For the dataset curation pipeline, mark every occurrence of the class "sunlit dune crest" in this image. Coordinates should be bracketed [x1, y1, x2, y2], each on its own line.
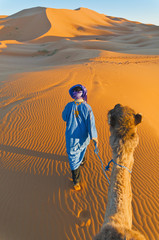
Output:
[0, 6, 159, 240]
[0, 7, 51, 42]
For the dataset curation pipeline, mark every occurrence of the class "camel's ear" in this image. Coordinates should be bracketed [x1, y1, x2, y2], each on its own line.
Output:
[108, 112, 116, 126]
[135, 113, 142, 125]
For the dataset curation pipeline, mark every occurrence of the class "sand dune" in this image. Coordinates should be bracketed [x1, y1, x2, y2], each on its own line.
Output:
[0, 7, 51, 42]
[0, 7, 159, 54]
[0, 7, 159, 240]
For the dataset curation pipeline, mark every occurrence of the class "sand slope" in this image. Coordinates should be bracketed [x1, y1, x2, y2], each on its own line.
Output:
[0, 7, 159, 240]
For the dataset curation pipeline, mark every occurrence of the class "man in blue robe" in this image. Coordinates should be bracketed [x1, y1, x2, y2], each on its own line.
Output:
[62, 84, 98, 191]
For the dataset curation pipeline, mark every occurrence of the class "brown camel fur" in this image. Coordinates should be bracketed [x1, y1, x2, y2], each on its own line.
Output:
[95, 104, 146, 240]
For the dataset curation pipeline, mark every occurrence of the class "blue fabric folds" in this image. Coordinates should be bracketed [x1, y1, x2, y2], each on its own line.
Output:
[62, 101, 97, 170]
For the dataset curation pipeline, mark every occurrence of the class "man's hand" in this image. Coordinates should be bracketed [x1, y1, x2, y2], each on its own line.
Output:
[93, 139, 99, 154]
[93, 138, 98, 148]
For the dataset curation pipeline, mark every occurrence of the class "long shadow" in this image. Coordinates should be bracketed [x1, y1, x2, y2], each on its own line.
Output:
[0, 144, 68, 162]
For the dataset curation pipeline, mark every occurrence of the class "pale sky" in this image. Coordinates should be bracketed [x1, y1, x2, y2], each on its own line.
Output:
[0, 0, 159, 26]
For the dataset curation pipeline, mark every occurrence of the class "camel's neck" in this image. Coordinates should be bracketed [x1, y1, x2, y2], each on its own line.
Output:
[103, 138, 137, 230]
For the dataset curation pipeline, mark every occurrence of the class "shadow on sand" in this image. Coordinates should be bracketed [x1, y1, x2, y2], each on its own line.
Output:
[0, 144, 68, 162]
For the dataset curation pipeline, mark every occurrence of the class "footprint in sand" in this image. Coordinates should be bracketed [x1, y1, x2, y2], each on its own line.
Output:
[77, 209, 91, 227]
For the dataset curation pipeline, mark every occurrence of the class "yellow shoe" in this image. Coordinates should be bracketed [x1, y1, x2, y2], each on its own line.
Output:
[73, 183, 81, 191]
[80, 156, 86, 166]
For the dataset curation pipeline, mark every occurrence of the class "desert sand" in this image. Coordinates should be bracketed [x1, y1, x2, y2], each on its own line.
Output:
[0, 7, 159, 240]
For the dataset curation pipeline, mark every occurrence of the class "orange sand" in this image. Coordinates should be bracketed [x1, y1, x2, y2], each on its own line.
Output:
[0, 7, 159, 240]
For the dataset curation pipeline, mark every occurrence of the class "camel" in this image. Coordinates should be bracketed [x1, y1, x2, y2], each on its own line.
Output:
[95, 104, 146, 240]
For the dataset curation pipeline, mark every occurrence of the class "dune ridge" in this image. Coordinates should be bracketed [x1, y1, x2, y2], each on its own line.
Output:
[0, 6, 159, 240]
[0, 7, 159, 55]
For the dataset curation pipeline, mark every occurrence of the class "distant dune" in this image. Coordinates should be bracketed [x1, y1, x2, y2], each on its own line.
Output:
[0, 7, 159, 53]
[0, 7, 159, 240]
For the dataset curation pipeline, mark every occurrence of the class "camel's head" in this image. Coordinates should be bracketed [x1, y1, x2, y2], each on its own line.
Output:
[108, 104, 142, 141]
